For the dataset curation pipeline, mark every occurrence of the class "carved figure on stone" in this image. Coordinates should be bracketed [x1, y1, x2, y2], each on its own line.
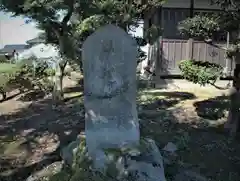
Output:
[82, 24, 139, 157]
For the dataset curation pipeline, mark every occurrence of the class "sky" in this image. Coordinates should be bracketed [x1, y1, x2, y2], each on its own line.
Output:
[0, 11, 143, 49]
[0, 11, 42, 48]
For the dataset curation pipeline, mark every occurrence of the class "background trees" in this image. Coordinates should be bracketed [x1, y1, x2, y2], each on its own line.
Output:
[0, 60, 55, 101]
[0, 0, 164, 101]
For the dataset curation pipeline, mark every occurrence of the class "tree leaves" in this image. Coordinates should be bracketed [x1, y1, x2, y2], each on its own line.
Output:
[1, 0, 164, 61]
[178, 15, 221, 40]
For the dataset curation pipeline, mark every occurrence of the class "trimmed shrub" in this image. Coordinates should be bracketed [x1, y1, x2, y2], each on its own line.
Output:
[0, 55, 9, 63]
[0, 61, 55, 100]
[179, 59, 223, 86]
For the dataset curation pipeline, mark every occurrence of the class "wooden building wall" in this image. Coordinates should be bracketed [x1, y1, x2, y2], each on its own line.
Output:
[142, 0, 234, 77]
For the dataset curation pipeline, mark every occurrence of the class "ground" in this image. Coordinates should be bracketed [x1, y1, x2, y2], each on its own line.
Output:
[0, 79, 240, 181]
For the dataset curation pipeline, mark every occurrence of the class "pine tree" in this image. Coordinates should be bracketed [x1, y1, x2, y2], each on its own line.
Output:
[0, 0, 164, 101]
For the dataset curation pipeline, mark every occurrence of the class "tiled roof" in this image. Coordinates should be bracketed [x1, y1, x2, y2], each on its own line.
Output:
[26, 37, 45, 44]
[0, 44, 27, 54]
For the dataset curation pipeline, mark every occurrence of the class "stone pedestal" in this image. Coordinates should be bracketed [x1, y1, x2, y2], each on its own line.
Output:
[61, 137, 166, 181]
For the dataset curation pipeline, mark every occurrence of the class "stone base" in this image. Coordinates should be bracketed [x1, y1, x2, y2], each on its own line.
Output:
[60, 135, 86, 166]
[123, 138, 167, 181]
[60, 137, 166, 181]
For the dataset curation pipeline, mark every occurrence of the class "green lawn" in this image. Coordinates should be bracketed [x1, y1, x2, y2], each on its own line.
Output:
[0, 63, 18, 74]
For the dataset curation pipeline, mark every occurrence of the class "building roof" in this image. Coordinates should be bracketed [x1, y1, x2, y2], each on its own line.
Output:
[0, 44, 27, 54]
[26, 37, 45, 44]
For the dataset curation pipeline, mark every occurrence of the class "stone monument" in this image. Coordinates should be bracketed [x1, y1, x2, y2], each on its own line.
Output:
[81, 24, 166, 181]
[82, 24, 140, 162]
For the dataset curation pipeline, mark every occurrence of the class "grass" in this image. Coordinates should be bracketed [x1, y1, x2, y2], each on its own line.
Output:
[0, 86, 239, 181]
[0, 63, 19, 88]
[0, 63, 18, 74]
[138, 89, 240, 181]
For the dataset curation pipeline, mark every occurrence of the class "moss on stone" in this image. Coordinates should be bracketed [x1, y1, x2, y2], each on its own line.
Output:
[47, 137, 153, 181]
[47, 137, 112, 181]
[103, 137, 150, 158]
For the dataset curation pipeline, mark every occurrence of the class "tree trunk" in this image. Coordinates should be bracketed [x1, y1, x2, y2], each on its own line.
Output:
[51, 32, 68, 104]
[52, 63, 65, 103]
[1, 91, 6, 101]
[224, 61, 240, 136]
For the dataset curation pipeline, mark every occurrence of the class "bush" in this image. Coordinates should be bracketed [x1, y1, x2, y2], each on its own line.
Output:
[0, 63, 33, 95]
[0, 61, 55, 100]
[0, 55, 8, 63]
[0, 63, 20, 87]
[17, 60, 55, 77]
[44, 68, 56, 77]
[179, 59, 223, 86]
[0, 74, 12, 98]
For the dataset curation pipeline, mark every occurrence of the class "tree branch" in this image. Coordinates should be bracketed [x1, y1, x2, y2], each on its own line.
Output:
[62, 0, 74, 26]
[204, 39, 228, 51]
[209, 81, 231, 90]
[60, 59, 68, 70]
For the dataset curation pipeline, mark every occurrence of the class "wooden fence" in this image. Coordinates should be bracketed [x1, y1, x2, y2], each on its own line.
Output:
[153, 38, 234, 77]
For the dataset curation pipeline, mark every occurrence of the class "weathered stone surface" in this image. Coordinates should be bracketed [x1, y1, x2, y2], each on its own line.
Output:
[163, 142, 178, 154]
[60, 138, 167, 181]
[125, 138, 166, 181]
[81, 24, 166, 180]
[82, 24, 140, 162]
[74, 138, 166, 181]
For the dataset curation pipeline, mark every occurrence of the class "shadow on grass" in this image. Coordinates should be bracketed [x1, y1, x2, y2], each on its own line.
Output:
[0, 95, 84, 181]
[63, 77, 84, 94]
[17, 89, 46, 102]
[64, 94, 83, 102]
[193, 95, 229, 120]
[149, 91, 196, 100]
[138, 92, 240, 181]
[15, 84, 84, 102]
[0, 91, 22, 103]
[138, 91, 196, 111]
[0, 156, 57, 181]
[1, 90, 240, 181]
[63, 86, 83, 94]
